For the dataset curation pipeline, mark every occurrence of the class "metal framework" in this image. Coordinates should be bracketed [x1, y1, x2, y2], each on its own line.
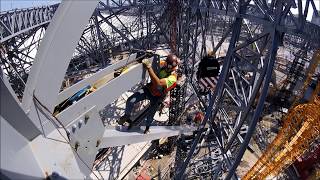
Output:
[1, 0, 320, 179]
[0, 4, 58, 43]
[174, 1, 319, 179]
[244, 73, 320, 179]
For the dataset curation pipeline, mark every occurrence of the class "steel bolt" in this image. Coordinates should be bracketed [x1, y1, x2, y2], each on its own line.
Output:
[96, 140, 101, 147]
[75, 141, 79, 151]
[78, 120, 83, 128]
[84, 115, 89, 124]
[72, 124, 77, 133]
[66, 129, 71, 136]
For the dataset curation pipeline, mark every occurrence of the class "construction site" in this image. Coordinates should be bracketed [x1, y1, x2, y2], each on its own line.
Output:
[0, 0, 319, 179]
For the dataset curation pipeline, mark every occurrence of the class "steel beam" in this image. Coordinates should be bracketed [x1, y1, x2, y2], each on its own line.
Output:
[0, 4, 58, 43]
[101, 126, 196, 147]
[55, 61, 151, 130]
[56, 53, 137, 104]
[0, 70, 40, 140]
[21, 0, 99, 133]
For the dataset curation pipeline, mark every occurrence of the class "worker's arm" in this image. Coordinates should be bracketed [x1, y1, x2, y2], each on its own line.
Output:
[142, 58, 167, 87]
[146, 67, 167, 87]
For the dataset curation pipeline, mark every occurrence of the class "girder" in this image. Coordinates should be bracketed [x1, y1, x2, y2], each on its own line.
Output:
[0, 4, 58, 43]
[173, 0, 320, 179]
[1, 0, 319, 179]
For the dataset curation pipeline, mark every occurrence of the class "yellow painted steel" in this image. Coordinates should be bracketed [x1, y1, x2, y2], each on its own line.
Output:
[243, 50, 320, 180]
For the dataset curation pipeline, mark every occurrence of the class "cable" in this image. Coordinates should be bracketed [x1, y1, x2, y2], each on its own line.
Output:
[2, 66, 102, 179]
[33, 94, 102, 180]
[3, 48, 155, 179]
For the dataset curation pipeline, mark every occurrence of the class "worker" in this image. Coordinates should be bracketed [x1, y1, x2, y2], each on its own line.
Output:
[194, 111, 204, 124]
[186, 108, 204, 125]
[197, 50, 220, 94]
[118, 54, 180, 134]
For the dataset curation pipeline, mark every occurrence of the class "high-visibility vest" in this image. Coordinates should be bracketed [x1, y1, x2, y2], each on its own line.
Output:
[148, 69, 177, 97]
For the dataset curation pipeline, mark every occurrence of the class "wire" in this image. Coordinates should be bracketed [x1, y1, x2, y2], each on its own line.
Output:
[3, 48, 155, 179]
[33, 94, 102, 180]
[2, 67, 101, 179]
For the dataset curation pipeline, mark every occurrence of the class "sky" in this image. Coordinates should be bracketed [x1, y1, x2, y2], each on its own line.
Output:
[0, 0, 61, 11]
[0, 0, 319, 20]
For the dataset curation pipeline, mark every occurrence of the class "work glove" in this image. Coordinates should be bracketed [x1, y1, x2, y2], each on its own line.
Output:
[142, 59, 152, 69]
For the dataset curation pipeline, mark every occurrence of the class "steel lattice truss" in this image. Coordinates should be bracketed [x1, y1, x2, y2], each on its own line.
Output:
[1, 0, 319, 179]
[0, 4, 58, 42]
[173, 0, 319, 179]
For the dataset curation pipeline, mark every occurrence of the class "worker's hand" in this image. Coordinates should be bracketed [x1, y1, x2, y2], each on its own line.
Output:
[142, 59, 152, 69]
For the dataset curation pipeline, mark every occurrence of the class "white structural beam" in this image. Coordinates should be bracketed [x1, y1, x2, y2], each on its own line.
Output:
[56, 53, 137, 104]
[35, 59, 151, 135]
[55, 63, 150, 130]
[101, 126, 196, 147]
[1, 70, 40, 140]
[1, 117, 43, 179]
[22, 0, 99, 114]
[19, 0, 99, 135]
[0, 77, 40, 140]
[30, 128, 90, 179]
[92, 142, 152, 179]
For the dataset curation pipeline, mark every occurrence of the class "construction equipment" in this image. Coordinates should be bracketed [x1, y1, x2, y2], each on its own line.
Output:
[243, 50, 320, 179]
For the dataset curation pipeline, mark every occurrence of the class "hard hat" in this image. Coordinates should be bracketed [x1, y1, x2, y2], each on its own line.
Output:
[166, 54, 180, 69]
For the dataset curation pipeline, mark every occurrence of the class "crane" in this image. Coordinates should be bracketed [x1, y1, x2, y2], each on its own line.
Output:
[243, 50, 320, 179]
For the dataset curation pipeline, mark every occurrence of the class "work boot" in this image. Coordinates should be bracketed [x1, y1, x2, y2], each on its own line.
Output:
[127, 121, 134, 130]
[144, 126, 150, 134]
[118, 115, 130, 125]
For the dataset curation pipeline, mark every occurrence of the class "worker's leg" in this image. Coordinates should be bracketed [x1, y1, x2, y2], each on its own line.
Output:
[124, 88, 148, 116]
[119, 88, 148, 125]
[144, 95, 162, 133]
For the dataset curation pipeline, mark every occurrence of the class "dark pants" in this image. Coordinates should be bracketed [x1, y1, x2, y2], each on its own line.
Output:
[124, 87, 161, 126]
